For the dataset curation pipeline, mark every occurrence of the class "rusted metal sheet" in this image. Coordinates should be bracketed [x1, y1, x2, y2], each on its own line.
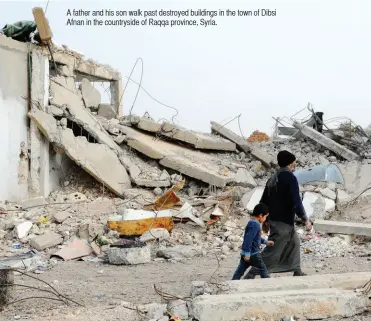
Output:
[107, 209, 174, 236]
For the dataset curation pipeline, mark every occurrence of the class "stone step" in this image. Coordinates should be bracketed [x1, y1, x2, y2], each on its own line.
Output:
[191, 272, 371, 296]
[314, 219, 371, 236]
[190, 288, 369, 321]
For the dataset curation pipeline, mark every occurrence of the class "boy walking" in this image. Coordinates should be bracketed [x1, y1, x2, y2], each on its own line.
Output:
[232, 203, 274, 280]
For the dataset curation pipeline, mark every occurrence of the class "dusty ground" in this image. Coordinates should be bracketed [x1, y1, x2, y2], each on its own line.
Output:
[2, 249, 371, 321]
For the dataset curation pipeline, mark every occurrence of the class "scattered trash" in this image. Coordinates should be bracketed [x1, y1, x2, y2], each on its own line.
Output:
[11, 243, 21, 249]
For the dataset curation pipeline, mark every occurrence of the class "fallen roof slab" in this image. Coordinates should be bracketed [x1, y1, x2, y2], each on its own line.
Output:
[211, 121, 275, 167]
[115, 124, 238, 187]
[293, 122, 359, 161]
[191, 271, 371, 296]
[314, 219, 371, 237]
[190, 288, 368, 321]
[134, 118, 236, 151]
[49, 78, 119, 151]
[28, 109, 131, 196]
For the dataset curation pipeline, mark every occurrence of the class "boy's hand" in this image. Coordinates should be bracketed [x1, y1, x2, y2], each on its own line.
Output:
[243, 256, 250, 262]
[267, 240, 274, 247]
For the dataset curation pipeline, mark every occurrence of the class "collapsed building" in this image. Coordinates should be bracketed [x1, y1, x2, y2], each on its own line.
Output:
[2, 21, 371, 321]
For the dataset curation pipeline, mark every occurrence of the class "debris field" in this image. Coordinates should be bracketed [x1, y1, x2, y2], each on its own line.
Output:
[2, 16, 371, 321]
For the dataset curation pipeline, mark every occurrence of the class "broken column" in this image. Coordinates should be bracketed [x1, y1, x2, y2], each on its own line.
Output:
[29, 49, 50, 198]
[211, 121, 275, 167]
[292, 122, 359, 161]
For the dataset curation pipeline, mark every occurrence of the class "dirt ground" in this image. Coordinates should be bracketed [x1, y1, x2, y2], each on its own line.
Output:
[2, 250, 371, 321]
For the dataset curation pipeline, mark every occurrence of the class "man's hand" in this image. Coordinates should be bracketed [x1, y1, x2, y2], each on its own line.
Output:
[305, 220, 312, 231]
[267, 240, 274, 247]
[243, 255, 250, 262]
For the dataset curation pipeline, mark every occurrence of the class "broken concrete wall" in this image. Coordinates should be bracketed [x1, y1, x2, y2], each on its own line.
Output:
[29, 109, 131, 197]
[0, 36, 30, 202]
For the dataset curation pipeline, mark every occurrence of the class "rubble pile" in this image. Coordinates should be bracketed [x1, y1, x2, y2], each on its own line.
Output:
[247, 130, 270, 143]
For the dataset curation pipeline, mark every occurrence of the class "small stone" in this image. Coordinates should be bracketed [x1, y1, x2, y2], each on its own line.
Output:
[15, 221, 33, 239]
[153, 187, 163, 196]
[140, 228, 170, 243]
[29, 232, 63, 251]
[63, 181, 70, 187]
[167, 300, 189, 320]
[53, 211, 70, 224]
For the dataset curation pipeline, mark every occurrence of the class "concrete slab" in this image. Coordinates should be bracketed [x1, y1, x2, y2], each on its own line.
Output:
[303, 192, 334, 219]
[79, 78, 101, 108]
[135, 118, 236, 151]
[98, 103, 117, 120]
[211, 121, 275, 167]
[211, 121, 250, 152]
[50, 77, 118, 152]
[190, 288, 368, 321]
[233, 168, 257, 188]
[116, 125, 236, 187]
[241, 187, 264, 212]
[28, 109, 131, 197]
[314, 219, 371, 237]
[293, 122, 359, 161]
[191, 272, 371, 296]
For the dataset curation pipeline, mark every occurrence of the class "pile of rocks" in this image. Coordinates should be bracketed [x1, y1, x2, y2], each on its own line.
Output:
[247, 130, 270, 143]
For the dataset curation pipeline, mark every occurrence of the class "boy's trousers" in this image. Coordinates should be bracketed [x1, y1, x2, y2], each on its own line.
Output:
[232, 253, 270, 280]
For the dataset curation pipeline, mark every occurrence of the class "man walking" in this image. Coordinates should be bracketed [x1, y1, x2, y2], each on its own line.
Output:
[244, 150, 312, 279]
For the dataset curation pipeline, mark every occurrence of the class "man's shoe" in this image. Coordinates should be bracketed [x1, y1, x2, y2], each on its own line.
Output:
[293, 270, 307, 276]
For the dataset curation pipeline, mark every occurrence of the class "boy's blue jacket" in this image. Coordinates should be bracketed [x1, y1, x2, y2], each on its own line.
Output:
[241, 220, 267, 257]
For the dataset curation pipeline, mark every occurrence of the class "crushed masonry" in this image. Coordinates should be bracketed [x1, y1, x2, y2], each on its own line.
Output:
[3, 32, 371, 321]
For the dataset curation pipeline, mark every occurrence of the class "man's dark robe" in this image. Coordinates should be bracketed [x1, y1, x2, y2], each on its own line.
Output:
[244, 167, 308, 277]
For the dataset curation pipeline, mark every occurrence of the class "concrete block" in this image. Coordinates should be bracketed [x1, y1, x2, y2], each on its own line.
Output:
[293, 122, 359, 161]
[19, 196, 46, 209]
[98, 103, 117, 120]
[314, 219, 371, 237]
[160, 155, 230, 188]
[107, 246, 151, 265]
[157, 245, 202, 261]
[15, 221, 33, 239]
[191, 272, 371, 296]
[79, 78, 101, 108]
[303, 192, 334, 219]
[241, 187, 264, 213]
[139, 228, 170, 242]
[319, 187, 336, 200]
[168, 300, 189, 320]
[30, 232, 63, 251]
[337, 189, 351, 205]
[233, 168, 257, 188]
[190, 289, 368, 321]
[53, 211, 70, 223]
[250, 146, 275, 168]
